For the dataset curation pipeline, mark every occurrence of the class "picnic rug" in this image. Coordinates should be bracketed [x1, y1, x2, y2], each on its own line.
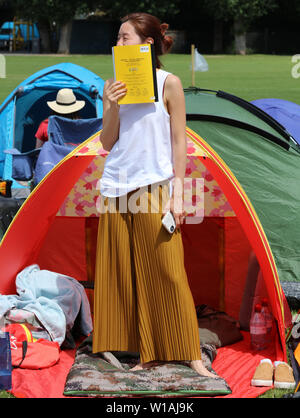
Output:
[63, 335, 232, 397]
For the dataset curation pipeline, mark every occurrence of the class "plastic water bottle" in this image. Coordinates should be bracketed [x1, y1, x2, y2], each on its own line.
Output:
[261, 298, 273, 343]
[250, 303, 267, 351]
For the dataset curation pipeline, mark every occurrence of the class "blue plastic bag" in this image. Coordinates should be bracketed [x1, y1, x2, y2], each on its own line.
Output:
[0, 331, 12, 390]
[4, 148, 41, 181]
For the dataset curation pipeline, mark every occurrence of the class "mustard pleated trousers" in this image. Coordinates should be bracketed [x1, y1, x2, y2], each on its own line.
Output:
[92, 185, 201, 363]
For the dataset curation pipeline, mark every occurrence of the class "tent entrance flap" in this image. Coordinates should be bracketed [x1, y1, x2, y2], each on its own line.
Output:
[0, 62, 105, 188]
[182, 217, 253, 320]
[15, 90, 98, 153]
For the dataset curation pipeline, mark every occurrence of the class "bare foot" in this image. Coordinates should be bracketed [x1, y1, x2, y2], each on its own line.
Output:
[190, 360, 218, 378]
[130, 361, 156, 371]
[130, 363, 144, 371]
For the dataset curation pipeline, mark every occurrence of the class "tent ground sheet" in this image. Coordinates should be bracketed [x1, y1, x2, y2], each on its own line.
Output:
[10, 332, 278, 398]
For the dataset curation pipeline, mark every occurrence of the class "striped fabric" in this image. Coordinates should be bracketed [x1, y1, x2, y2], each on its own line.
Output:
[93, 185, 201, 363]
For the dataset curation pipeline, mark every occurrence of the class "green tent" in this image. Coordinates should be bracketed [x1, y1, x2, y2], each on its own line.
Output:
[184, 88, 300, 287]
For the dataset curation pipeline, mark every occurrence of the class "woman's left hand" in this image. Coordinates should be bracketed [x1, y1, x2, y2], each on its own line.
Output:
[163, 195, 185, 230]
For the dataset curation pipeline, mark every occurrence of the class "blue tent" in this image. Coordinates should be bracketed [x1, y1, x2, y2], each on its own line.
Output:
[0, 63, 105, 194]
[252, 98, 300, 146]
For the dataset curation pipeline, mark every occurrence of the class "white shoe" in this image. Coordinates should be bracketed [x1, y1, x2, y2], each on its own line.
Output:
[273, 361, 296, 389]
[251, 359, 273, 387]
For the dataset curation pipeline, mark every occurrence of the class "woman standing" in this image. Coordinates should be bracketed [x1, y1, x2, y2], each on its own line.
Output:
[93, 12, 215, 378]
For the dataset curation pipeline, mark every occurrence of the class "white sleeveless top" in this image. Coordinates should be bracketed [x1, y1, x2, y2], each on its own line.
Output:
[100, 69, 173, 197]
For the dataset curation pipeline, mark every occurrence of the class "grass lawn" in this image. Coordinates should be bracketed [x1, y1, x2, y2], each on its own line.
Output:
[0, 53, 299, 105]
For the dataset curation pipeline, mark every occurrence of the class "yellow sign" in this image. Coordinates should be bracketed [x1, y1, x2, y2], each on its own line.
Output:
[112, 43, 158, 105]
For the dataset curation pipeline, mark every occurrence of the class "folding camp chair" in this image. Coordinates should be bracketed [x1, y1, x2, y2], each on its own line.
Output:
[34, 115, 102, 184]
[5, 115, 102, 186]
[2, 116, 102, 239]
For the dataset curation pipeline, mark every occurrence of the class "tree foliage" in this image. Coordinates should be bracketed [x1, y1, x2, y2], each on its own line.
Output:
[201, 0, 279, 53]
[203, 0, 278, 26]
[94, 0, 180, 20]
[5, 0, 181, 53]
[11, 0, 91, 24]
[228, 0, 278, 23]
[9, 0, 180, 24]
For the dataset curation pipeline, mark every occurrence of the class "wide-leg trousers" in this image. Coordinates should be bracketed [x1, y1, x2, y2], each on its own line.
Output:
[92, 184, 201, 363]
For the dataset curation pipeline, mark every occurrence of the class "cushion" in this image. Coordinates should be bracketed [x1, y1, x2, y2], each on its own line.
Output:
[63, 335, 232, 397]
[197, 305, 243, 348]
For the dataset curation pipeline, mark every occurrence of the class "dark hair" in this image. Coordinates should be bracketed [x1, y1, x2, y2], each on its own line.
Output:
[51, 110, 80, 120]
[121, 12, 173, 68]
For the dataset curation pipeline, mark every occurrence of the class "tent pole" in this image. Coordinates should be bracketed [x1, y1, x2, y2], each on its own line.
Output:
[191, 44, 195, 87]
[218, 220, 225, 311]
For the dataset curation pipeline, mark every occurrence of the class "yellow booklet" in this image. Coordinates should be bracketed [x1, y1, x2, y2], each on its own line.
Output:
[112, 43, 158, 105]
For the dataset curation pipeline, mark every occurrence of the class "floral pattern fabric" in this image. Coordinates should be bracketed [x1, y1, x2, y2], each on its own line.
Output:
[57, 135, 235, 218]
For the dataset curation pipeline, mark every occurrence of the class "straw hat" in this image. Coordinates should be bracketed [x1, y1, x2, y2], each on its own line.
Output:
[47, 88, 85, 114]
